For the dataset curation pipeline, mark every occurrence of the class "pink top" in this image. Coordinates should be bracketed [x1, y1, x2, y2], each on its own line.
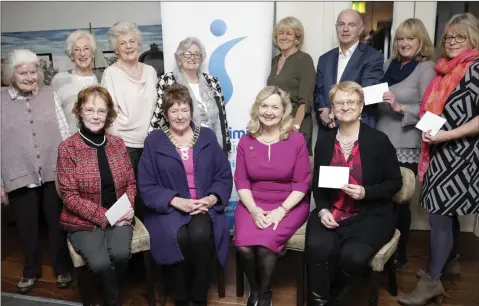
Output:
[177, 148, 197, 199]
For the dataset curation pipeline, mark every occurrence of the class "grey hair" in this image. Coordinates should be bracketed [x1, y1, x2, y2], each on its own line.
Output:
[65, 30, 97, 58]
[174, 37, 207, 67]
[1, 49, 44, 86]
[107, 21, 143, 51]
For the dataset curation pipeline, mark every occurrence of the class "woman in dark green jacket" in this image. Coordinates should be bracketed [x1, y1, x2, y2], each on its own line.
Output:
[267, 16, 316, 154]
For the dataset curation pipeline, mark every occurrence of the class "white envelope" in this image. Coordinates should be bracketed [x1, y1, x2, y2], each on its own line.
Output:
[318, 166, 350, 189]
[105, 193, 131, 226]
[415, 111, 447, 137]
[363, 82, 389, 105]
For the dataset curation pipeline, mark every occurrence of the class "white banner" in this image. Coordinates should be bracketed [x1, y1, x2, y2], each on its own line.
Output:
[160, 2, 274, 232]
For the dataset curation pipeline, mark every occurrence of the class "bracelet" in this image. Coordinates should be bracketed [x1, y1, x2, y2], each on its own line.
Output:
[279, 204, 289, 216]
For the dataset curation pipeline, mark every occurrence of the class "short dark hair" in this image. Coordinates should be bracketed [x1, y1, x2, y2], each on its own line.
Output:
[161, 83, 194, 115]
[73, 85, 117, 129]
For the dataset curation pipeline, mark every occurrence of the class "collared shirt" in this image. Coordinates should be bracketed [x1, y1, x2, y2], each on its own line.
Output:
[337, 40, 360, 83]
[5, 86, 70, 188]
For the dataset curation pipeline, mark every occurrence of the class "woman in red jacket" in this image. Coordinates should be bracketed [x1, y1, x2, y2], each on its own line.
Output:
[56, 85, 136, 306]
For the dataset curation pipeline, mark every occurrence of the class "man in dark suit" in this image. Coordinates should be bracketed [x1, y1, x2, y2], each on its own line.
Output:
[314, 9, 384, 132]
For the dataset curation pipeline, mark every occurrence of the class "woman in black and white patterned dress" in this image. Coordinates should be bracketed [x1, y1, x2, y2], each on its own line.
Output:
[398, 13, 478, 306]
[148, 37, 231, 155]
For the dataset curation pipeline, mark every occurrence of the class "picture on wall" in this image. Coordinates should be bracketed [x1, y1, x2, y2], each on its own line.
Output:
[103, 51, 118, 66]
[36, 52, 58, 85]
[1, 24, 162, 73]
[36, 52, 53, 67]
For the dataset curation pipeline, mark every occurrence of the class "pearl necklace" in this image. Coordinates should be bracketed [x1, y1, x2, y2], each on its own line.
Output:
[79, 130, 106, 147]
[336, 129, 358, 158]
[117, 61, 140, 78]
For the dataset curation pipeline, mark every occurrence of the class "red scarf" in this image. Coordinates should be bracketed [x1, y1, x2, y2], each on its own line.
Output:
[417, 49, 479, 181]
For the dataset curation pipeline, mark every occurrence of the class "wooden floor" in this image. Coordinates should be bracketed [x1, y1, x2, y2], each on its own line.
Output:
[2, 217, 479, 306]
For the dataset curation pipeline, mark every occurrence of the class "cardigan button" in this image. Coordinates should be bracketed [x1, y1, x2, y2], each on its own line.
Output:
[30, 120, 34, 124]
[36, 154, 40, 158]
[32, 132, 36, 136]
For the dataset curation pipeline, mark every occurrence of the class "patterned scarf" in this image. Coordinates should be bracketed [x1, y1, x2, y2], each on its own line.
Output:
[417, 49, 479, 181]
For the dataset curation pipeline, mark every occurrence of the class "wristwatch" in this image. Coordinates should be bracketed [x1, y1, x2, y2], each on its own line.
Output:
[293, 124, 300, 130]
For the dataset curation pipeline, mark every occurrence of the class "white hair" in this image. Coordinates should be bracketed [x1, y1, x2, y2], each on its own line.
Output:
[1, 49, 44, 86]
[174, 37, 207, 67]
[107, 21, 142, 51]
[65, 30, 97, 58]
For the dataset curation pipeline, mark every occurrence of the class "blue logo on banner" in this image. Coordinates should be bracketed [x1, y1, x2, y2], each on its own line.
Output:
[209, 19, 246, 104]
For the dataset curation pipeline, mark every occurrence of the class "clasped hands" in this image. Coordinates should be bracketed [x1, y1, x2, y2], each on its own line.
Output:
[171, 195, 218, 215]
[318, 183, 365, 229]
[250, 206, 286, 231]
[318, 108, 336, 129]
[114, 206, 134, 227]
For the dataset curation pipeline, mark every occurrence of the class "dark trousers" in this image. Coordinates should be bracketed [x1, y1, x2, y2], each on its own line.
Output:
[165, 214, 214, 304]
[8, 182, 71, 278]
[394, 162, 418, 263]
[306, 217, 376, 276]
[126, 147, 145, 220]
[69, 226, 133, 305]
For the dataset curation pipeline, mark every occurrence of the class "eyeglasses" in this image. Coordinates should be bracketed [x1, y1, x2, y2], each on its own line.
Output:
[182, 52, 203, 59]
[73, 47, 92, 55]
[443, 35, 467, 43]
[332, 100, 361, 108]
[82, 107, 108, 117]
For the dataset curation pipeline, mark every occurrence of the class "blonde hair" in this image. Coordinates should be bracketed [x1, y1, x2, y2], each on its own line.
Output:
[273, 17, 305, 49]
[392, 18, 435, 61]
[247, 86, 293, 140]
[440, 13, 479, 58]
[329, 81, 365, 105]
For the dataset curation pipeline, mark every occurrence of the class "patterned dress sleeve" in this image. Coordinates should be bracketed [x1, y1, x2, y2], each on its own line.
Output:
[209, 75, 232, 152]
[149, 74, 170, 134]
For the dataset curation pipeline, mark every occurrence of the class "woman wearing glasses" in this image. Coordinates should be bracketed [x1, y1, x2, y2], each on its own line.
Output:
[56, 85, 136, 306]
[149, 37, 231, 154]
[51, 30, 99, 134]
[305, 81, 402, 305]
[398, 13, 479, 306]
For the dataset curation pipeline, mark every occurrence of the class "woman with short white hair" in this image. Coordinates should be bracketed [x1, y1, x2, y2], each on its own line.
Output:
[1, 49, 72, 293]
[101, 21, 158, 218]
[51, 30, 99, 133]
[149, 37, 231, 154]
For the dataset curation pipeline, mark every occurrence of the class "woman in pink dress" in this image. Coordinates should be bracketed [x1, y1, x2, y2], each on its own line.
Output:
[233, 86, 311, 306]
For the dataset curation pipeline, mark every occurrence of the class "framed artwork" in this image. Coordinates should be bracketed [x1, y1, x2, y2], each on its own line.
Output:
[36, 53, 53, 69]
[36, 53, 58, 85]
[103, 51, 118, 66]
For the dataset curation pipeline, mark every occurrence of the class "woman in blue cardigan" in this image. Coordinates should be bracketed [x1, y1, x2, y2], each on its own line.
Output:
[138, 84, 233, 306]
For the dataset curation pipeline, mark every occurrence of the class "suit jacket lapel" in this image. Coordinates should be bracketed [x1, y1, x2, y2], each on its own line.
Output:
[340, 43, 365, 83]
[331, 48, 339, 85]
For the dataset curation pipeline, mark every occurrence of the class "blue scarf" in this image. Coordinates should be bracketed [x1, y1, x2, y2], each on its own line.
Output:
[384, 58, 418, 86]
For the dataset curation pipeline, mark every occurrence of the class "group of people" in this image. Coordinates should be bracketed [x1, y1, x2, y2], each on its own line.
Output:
[1, 7, 477, 306]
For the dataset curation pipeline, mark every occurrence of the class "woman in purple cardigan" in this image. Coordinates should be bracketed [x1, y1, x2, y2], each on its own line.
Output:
[138, 84, 233, 306]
